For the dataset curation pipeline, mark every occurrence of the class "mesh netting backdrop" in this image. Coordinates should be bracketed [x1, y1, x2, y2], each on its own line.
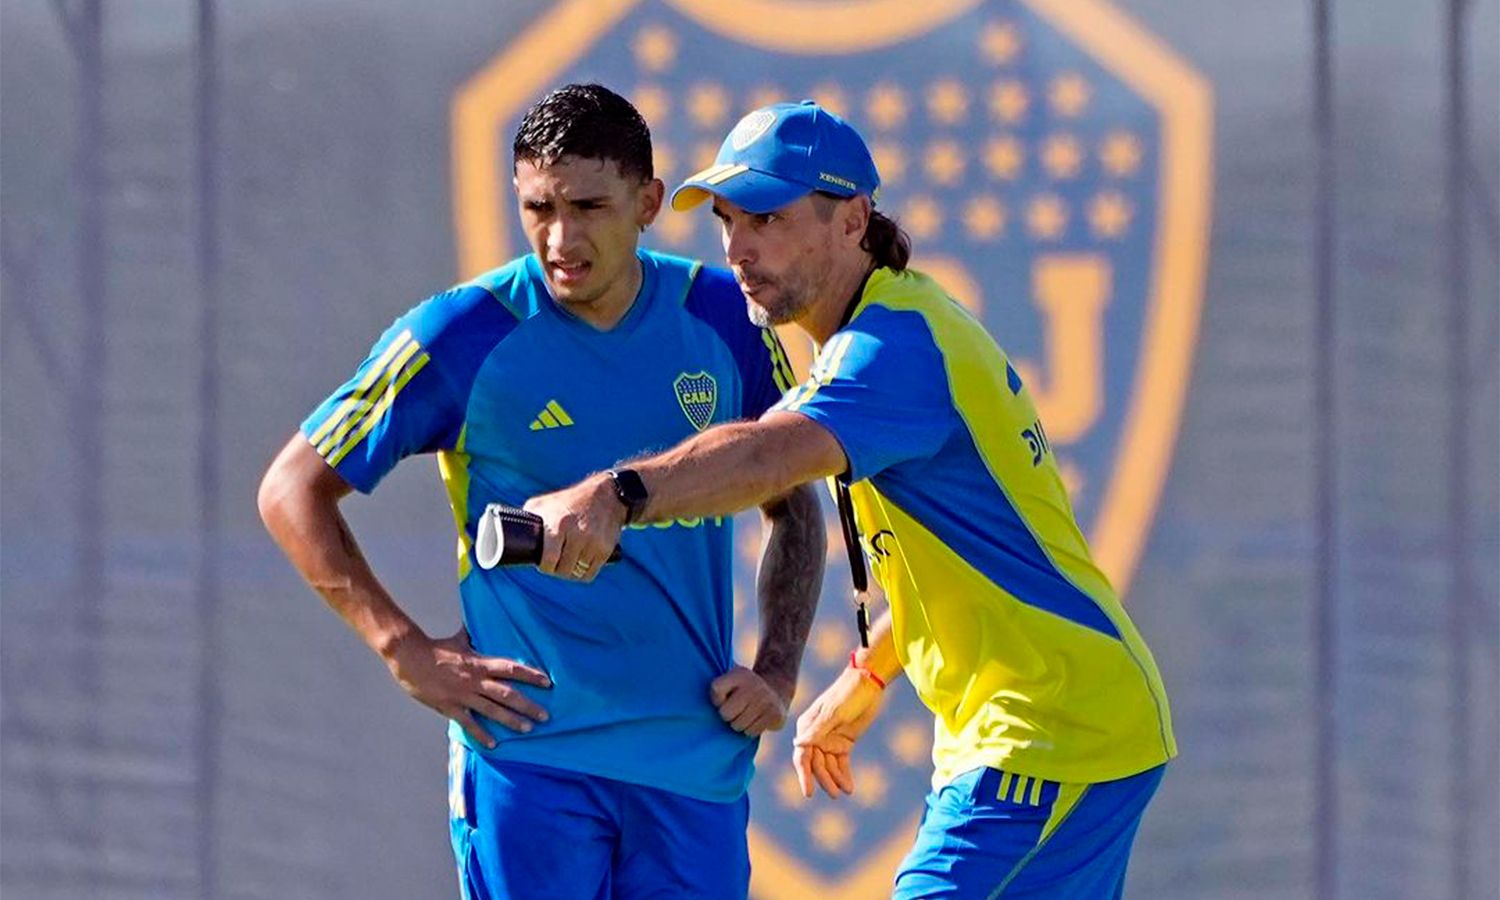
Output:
[2, 1, 1497, 898]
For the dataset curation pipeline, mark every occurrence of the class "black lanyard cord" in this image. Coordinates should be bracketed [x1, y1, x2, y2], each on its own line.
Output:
[836, 476, 872, 648]
[832, 265, 878, 648]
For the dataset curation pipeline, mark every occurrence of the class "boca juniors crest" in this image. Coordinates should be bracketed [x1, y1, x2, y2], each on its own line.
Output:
[452, 1, 1211, 894]
[674, 371, 719, 431]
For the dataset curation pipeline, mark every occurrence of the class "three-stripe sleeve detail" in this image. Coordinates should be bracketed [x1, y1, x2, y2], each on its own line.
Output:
[761, 328, 797, 394]
[310, 329, 432, 466]
[784, 332, 854, 411]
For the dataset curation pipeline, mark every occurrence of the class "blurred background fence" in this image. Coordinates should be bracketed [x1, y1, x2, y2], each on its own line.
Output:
[2, 1, 1497, 898]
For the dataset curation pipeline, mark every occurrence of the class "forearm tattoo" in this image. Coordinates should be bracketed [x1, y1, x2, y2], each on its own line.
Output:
[753, 486, 826, 695]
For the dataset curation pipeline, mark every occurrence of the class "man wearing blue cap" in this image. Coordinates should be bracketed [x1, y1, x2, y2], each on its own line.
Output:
[526, 100, 1176, 898]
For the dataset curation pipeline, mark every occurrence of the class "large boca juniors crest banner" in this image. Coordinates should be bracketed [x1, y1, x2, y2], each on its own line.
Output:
[451, 1, 1210, 894]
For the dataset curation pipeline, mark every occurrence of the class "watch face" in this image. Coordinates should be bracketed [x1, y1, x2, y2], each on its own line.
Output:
[611, 469, 648, 513]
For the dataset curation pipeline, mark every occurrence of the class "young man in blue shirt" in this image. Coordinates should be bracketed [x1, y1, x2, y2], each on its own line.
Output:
[258, 84, 824, 899]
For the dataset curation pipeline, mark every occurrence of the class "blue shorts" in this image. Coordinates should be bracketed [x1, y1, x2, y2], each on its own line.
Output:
[447, 740, 750, 899]
[893, 764, 1166, 899]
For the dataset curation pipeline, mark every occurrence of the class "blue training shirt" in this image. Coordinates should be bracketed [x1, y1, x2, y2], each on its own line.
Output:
[301, 249, 798, 802]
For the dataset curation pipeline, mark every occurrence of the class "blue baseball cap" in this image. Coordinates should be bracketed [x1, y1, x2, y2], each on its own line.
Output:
[670, 101, 881, 214]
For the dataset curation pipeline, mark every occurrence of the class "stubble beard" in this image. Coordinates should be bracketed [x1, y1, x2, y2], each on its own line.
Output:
[745, 277, 813, 328]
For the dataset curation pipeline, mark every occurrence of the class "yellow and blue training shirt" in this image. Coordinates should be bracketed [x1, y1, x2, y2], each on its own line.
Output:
[301, 249, 797, 803]
[775, 266, 1176, 788]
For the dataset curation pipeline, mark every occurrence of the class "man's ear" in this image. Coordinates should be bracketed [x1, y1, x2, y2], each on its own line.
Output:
[638, 178, 666, 229]
[843, 194, 872, 245]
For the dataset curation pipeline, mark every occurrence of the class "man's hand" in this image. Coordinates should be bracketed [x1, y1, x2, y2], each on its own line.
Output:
[710, 665, 791, 736]
[385, 628, 552, 749]
[792, 668, 885, 799]
[524, 474, 626, 582]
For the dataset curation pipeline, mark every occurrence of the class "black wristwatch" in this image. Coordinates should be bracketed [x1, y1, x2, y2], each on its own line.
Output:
[606, 468, 649, 524]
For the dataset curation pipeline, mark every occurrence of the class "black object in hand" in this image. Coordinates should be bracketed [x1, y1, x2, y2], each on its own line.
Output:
[475, 503, 623, 570]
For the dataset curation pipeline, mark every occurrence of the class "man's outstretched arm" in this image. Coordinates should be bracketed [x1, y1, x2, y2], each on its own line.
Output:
[257, 435, 551, 746]
[525, 411, 846, 580]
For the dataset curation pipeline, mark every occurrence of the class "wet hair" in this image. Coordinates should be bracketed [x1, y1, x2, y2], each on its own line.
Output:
[512, 83, 654, 182]
[812, 191, 911, 272]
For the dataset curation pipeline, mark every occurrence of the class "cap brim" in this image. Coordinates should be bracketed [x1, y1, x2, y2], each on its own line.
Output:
[670, 164, 816, 214]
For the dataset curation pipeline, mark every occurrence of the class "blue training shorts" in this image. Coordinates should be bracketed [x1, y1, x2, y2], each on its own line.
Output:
[893, 764, 1166, 899]
[447, 740, 750, 899]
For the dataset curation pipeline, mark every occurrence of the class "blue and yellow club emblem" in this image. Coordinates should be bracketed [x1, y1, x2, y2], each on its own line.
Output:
[673, 371, 718, 431]
[453, 1, 1211, 894]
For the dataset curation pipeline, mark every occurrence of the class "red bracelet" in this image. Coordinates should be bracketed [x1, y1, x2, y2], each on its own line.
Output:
[849, 650, 887, 690]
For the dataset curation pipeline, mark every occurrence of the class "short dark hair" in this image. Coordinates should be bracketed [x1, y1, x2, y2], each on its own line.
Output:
[811, 192, 911, 272]
[512, 83, 654, 182]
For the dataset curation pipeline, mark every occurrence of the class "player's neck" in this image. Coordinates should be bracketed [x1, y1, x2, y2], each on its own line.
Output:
[572, 256, 644, 331]
[802, 252, 875, 346]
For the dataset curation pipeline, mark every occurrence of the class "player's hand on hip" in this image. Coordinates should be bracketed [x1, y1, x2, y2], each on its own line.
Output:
[524, 473, 625, 582]
[385, 628, 552, 749]
[791, 667, 884, 800]
[710, 665, 790, 736]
